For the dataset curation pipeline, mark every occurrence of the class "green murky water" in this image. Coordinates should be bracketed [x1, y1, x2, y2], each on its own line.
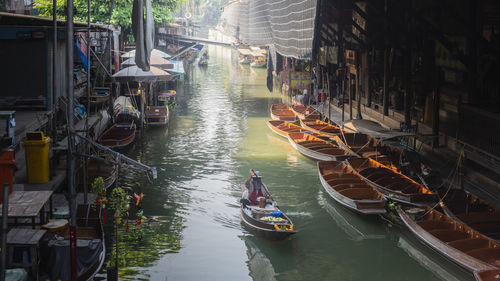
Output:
[114, 46, 473, 281]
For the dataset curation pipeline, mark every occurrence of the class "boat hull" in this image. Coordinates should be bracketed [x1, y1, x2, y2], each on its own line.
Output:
[318, 169, 386, 215]
[397, 207, 498, 273]
[98, 123, 136, 150]
[240, 207, 296, 240]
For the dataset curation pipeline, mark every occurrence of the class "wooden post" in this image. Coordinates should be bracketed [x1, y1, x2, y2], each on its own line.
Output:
[432, 67, 441, 148]
[404, 51, 412, 127]
[348, 71, 352, 120]
[383, 47, 389, 116]
[356, 62, 362, 119]
[364, 49, 371, 108]
[1, 184, 8, 281]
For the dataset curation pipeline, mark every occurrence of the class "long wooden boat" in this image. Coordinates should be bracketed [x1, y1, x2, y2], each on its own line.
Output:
[474, 269, 500, 281]
[98, 123, 136, 149]
[331, 133, 395, 168]
[145, 105, 169, 126]
[270, 104, 296, 122]
[398, 206, 500, 273]
[76, 204, 105, 281]
[86, 158, 118, 189]
[291, 105, 320, 120]
[287, 132, 351, 161]
[240, 182, 296, 240]
[44, 204, 105, 280]
[346, 158, 438, 206]
[300, 119, 343, 136]
[318, 161, 386, 215]
[267, 120, 308, 138]
[440, 188, 500, 241]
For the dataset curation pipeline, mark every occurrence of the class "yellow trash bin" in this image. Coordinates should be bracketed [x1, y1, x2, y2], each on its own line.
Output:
[22, 131, 50, 184]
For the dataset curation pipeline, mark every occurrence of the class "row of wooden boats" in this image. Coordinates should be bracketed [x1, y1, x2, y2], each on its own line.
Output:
[267, 103, 500, 280]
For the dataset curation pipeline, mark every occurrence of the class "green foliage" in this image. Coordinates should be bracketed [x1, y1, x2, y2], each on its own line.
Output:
[90, 176, 106, 208]
[110, 187, 128, 217]
[33, 0, 184, 29]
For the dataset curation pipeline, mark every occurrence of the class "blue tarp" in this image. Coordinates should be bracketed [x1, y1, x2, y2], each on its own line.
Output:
[167, 60, 185, 75]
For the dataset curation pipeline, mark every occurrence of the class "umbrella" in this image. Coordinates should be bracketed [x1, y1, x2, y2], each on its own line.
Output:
[112, 65, 171, 82]
[121, 55, 174, 69]
[121, 48, 171, 59]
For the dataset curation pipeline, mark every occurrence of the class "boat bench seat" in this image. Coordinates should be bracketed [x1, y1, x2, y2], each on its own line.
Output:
[339, 188, 380, 200]
[327, 178, 365, 186]
[333, 183, 370, 192]
[447, 238, 490, 252]
[322, 173, 358, 181]
[306, 144, 333, 150]
[466, 248, 500, 266]
[417, 220, 454, 231]
[297, 141, 324, 146]
[428, 229, 469, 242]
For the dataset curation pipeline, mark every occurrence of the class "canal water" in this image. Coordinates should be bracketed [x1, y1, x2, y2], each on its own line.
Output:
[116, 46, 473, 281]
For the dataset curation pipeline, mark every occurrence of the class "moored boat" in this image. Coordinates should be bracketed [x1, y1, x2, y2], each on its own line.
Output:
[44, 204, 105, 281]
[346, 158, 438, 206]
[266, 120, 307, 138]
[145, 105, 169, 126]
[113, 96, 141, 123]
[300, 119, 343, 136]
[398, 206, 500, 273]
[270, 104, 296, 122]
[440, 188, 500, 242]
[158, 90, 176, 107]
[292, 105, 320, 120]
[98, 123, 136, 149]
[331, 133, 395, 168]
[318, 161, 386, 215]
[85, 158, 118, 190]
[287, 132, 351, 161]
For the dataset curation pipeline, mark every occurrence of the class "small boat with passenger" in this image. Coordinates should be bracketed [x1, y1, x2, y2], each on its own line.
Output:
[240, 170, 296, 240]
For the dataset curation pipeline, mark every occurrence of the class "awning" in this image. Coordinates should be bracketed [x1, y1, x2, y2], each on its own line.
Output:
[121, 48, 171, 59]
[112, 65, 171, 82]
[343, 120, 415, 140]
[121, 55, 174, 69]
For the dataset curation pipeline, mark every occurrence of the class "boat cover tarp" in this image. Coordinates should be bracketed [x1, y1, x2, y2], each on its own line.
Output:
[46, 239, 103, 281]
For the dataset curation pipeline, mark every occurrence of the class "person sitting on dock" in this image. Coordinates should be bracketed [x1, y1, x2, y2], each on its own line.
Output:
[241, 169, 271, 207]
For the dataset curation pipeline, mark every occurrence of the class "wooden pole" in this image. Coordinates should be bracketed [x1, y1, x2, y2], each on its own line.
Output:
[356, 63, 362, 119]
[349, 70, 353, 120]
[1, 184, 9, 281]
[365, 49, 371, 108]
[432, 67, 441, 148]
[383, 47, 389, 116]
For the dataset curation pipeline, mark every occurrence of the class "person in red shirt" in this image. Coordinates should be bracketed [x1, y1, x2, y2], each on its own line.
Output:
[241, 169, 271, 206]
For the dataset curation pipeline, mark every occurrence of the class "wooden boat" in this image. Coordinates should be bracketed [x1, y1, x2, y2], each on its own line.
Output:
[318, 161, 386, 215]
[44, 204, 105, 280]
[300, 119, 343, 136]
[270, 104, 296, 122]
[145, 105, 169, 126]
[113, 96, 141, 123]
[240, 183, 296, 240]
[98, 123, 136, 149]
[292, 105, 320, 120]
[474, 269, 500, 281]
[267, 120, 308, 138]
[250, 56, 266, 68]
[86, 158, 118, 189]
[287, 132, 351, 161]
[398, 206, 500, 273]
[80, 87, 110, 106]
[440, 189, 500, 241]
[346, 158, 438, 206]
[158, 90, 176, 107]
[75, 204, 105, 281]
[331, 133, 395, 168]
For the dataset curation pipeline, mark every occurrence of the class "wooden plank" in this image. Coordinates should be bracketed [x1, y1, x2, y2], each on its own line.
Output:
[0, 191, 53, 218]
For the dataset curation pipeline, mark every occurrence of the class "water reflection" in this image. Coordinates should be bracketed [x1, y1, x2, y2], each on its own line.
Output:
[317, 190, 386, 241]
